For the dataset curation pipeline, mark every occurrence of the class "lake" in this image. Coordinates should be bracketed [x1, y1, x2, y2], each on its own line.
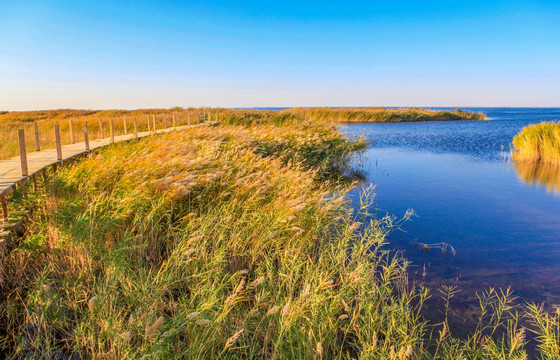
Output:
[342, 108, 560, 331]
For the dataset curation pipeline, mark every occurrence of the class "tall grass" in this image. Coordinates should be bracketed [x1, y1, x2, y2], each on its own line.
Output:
[0, 108, 210, 160]
[282, 107, 488, 123]
[512, 121, 560, 166]
[0, 107, 486, 160]
[0, 113, 558, 359]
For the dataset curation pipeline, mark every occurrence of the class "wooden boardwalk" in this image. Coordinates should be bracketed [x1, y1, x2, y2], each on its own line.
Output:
[0, 123, 205, 198]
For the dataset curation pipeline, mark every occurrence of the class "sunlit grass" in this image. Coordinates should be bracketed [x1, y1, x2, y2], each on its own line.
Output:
[0, 108, 208, 160]
[282, 107, 488, 123]
[512, 121, 560, 166]
[0, 112, 558, 359]
[0, 107, 486, 160]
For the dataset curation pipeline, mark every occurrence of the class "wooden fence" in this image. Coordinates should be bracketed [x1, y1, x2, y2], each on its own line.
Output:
[0, 110, 219, 221]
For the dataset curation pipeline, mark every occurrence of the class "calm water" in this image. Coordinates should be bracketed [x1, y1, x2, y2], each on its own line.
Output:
[342, 108, 560, 328]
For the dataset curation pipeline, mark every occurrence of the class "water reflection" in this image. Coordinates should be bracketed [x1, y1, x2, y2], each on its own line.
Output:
[513, 158, 560, 194]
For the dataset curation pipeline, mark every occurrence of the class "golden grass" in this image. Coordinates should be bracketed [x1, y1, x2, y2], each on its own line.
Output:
[282, 107, 488, 123]
[0, 107, 486, 160]
[0, 111, 558, 359]
[512, 121, 560, 166]
[0, 108, 212, 160]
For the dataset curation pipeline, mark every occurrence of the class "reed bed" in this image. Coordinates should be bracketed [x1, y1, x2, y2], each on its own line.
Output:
[282, 107, 488, 123]
[0, 107, 486, 160]
[0, 113, 558, 359]
[512, 121, 560, 166]
[0, 108, 211, 160]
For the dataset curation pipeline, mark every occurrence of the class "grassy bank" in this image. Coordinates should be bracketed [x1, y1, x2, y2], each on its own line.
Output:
[512, 121, 560, 166]
[0, 107, 486, 160]
[282, 107, 488, 123]
[1, 113, 558, 359]
[0, 108, 209, 160]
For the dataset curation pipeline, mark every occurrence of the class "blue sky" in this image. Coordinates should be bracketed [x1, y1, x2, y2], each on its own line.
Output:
[1, 0, 559, 110]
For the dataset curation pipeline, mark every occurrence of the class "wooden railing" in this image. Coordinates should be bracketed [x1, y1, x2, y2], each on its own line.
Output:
[0, 110, 219, 221]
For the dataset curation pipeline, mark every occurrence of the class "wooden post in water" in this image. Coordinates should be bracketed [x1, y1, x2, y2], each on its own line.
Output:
[84, 122, 90, 150]
[55, 124, 62, 161]
[99, 118, 104, 139]
[34, 121, 40, 151]
[1, 193, 8, 219]
[123, 116, 128, 135]
[69, 119, 75, 144]
[133, 117, 138, 138]
[18, 129, 28, 177]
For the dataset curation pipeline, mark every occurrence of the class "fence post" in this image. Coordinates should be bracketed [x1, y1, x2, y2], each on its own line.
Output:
[147, 115, 151, 131]
[84, 122, 90, 150]
[1, 194, 7, 219]
[152, 115, 156, 133]
[99, 118, 105, 139]
[69, 119, 75, 144]
[123, 115, 128, 135]
[55, 124, 62, 161]
[133, 117, 138, 138]
[110, 118, 115, 143]
[18, 129, 28, 177]
[34, 121, 41, 151]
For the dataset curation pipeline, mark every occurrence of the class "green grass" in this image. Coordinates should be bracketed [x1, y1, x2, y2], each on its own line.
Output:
[282, 107, 488, 123]
[0, 112, 558, 359]
[513, 121, 560, 166]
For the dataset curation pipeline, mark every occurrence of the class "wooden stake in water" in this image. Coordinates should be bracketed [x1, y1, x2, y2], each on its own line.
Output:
[110, 118, 115, 143]
[34, 121, 40, 151]
[84, 122, 90, 150]
[55, 124, 62, 161]
[69, 119, 75, 144]
[133, 117, 138, 139]
[18, 129, 28, 177]
[99, 118, 104, 139]
[123, 115, 128, 135]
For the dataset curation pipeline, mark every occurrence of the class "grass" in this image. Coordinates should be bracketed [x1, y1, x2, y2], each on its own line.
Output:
[282, 107, 488, 123]
[0, 107, 486, 160]
[512, 121, 560, 166]
[0, 108, 211, 160]
[0, 111, 558, 359]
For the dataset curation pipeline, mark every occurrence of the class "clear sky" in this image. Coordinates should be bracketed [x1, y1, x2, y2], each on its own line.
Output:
[1, 0, 559, 110]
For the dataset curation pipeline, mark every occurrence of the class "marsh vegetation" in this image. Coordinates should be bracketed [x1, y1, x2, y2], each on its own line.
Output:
[0, 110, 558, 359]
[513, 121, 560, 166]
